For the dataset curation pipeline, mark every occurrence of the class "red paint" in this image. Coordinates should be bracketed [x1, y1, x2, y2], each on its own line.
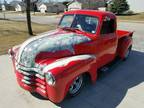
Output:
[9, 10, 133, 103]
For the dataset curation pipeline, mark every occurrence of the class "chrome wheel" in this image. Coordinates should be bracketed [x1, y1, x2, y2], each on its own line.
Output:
[125, 49, 130, 58]
[124, 47, 131, 60]
[69, 75, 83, 96]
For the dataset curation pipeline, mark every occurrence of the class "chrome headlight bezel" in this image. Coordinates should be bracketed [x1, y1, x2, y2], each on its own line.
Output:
[45, 72, 56, 86]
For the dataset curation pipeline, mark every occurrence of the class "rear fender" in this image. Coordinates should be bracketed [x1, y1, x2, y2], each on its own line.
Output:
[129, 31, 134, 37]
[117, 36, 132, 59]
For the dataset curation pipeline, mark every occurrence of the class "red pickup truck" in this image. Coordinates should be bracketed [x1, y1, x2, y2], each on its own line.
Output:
[9, 10, 133, 103]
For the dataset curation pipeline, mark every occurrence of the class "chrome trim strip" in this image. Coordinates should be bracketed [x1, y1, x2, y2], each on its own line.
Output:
[37, 84, 46, 89]
[21, 79, 31, 84]
[35, 74, 44, 80]
[23, 76, 31, 80]
[37, 87, 46, 94]
[20, 71, 32, 76]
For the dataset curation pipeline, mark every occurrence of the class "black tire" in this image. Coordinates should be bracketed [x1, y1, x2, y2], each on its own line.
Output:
[123, 46, 132, 61]
[68, 74, 84, 97]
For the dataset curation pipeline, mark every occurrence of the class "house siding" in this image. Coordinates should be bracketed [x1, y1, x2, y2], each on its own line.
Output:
[68, 1, 82, 11]
[39, 4, 47, 13]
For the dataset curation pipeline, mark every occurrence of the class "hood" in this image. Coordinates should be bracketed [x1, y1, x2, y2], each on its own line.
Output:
[17, 30, 91, 68]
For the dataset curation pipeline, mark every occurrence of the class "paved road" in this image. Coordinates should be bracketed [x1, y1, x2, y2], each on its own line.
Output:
[0, 21, 144, 108]
[0, 13, 60, 24]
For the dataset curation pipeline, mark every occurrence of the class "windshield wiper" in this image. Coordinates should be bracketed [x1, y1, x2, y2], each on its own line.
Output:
[62, 27, 75, 31]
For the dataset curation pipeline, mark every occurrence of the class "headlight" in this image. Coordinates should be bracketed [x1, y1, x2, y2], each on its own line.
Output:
[45, 72, 56, 86]
[8, 48, 14, 58]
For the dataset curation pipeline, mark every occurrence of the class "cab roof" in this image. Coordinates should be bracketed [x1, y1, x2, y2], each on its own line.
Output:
[64, 10, 116, 19]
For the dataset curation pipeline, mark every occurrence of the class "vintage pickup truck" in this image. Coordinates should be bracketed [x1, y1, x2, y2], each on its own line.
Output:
[9, 10, 133, 103]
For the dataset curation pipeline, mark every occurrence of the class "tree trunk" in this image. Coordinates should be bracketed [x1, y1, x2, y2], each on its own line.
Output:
[88, 0, 90, 9]
[26, 0, 33, 36]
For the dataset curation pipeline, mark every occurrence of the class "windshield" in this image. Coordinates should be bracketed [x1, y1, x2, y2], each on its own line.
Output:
[59, 14, 98, 34]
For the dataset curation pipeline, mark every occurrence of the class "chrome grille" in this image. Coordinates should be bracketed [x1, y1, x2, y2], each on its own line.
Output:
[18, 68, 46, 93]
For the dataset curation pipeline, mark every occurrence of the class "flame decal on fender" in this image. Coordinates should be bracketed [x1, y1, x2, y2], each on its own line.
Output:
[43, 54, 96, 73]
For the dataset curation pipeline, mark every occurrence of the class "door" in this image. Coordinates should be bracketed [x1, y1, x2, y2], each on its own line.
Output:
[97, 16, 118, 68]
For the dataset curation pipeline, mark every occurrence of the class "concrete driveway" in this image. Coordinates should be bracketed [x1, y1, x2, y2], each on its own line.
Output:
[0, 22, 144, 108]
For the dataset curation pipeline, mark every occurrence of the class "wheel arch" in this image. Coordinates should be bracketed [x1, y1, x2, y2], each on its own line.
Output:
[64, 69, 97, 96]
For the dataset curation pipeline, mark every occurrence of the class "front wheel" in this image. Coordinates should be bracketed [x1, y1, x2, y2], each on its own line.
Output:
[68, 74, 84, 97]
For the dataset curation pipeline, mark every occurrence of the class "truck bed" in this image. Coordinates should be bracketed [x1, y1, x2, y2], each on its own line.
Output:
[117, 30, 133, 39]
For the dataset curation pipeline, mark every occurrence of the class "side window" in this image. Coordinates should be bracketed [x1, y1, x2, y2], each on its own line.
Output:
[100, 16, 115, 34]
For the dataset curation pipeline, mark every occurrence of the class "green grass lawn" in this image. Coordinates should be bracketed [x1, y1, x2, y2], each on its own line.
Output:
[117, 12, 144, 21]
[0, 20, 56, 55]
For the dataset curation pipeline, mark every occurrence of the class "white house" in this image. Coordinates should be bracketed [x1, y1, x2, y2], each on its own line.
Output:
[67, 0, 82, 11]
[1, 4, 6, 11]
[98, 7, 106, 11]
[10, 1, 25, 12]
[15, 4, 23, 11]
[38, 4, 47, 13]
[37, 3, 65, 13]
[127, 0, 144, 12]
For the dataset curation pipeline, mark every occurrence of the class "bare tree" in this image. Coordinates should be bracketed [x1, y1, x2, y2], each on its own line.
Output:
[23, 0, 43, 36]
[25, 0, 33, 35]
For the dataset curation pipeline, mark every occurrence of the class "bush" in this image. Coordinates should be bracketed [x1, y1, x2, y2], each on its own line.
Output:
[125, 10, 134, 15]
[109, 0, 129, 15]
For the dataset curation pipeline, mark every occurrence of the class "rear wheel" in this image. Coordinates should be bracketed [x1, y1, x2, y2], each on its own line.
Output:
[123, 47, 131, 61]
[68, 74, 84, 97]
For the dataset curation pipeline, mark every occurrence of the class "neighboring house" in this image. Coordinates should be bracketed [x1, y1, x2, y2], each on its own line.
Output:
[38, 2, 65, 13]
[38, 3, 47, 13]
[79, 0, 107, 10]
[67, 0, 107, 11]
[15, 3, 25, 12]
[15, 4, 22, 11]
[55, 3, 66, 13]
[10, 1, 25, 12]
[1, 4, 6, 11]
[67, 0, 82, 11]
[98, 7, 106, 11]
[127, 0, 144, 12]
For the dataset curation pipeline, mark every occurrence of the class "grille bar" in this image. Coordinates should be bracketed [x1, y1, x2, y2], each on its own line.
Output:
[22, 79, 31, 84]
[18, 67, 46, 93]
[35, 74, 44, 80]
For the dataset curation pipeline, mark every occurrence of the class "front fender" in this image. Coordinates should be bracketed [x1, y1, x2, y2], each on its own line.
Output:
[43, 54, 96, 78]
[43, 54, 97, 103]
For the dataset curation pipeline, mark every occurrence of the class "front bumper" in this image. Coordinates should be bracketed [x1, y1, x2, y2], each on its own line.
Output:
[16, 69, 47, 98]
[11, 59, 65, 103]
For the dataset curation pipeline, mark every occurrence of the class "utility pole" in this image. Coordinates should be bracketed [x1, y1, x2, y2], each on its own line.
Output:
[88, 0, 90, 9]
[25, 0, 33, 36]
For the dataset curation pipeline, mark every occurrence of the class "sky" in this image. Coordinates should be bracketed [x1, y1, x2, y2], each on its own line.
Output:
[127, 0, 144, 12]
[0, 0, 70, 3]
